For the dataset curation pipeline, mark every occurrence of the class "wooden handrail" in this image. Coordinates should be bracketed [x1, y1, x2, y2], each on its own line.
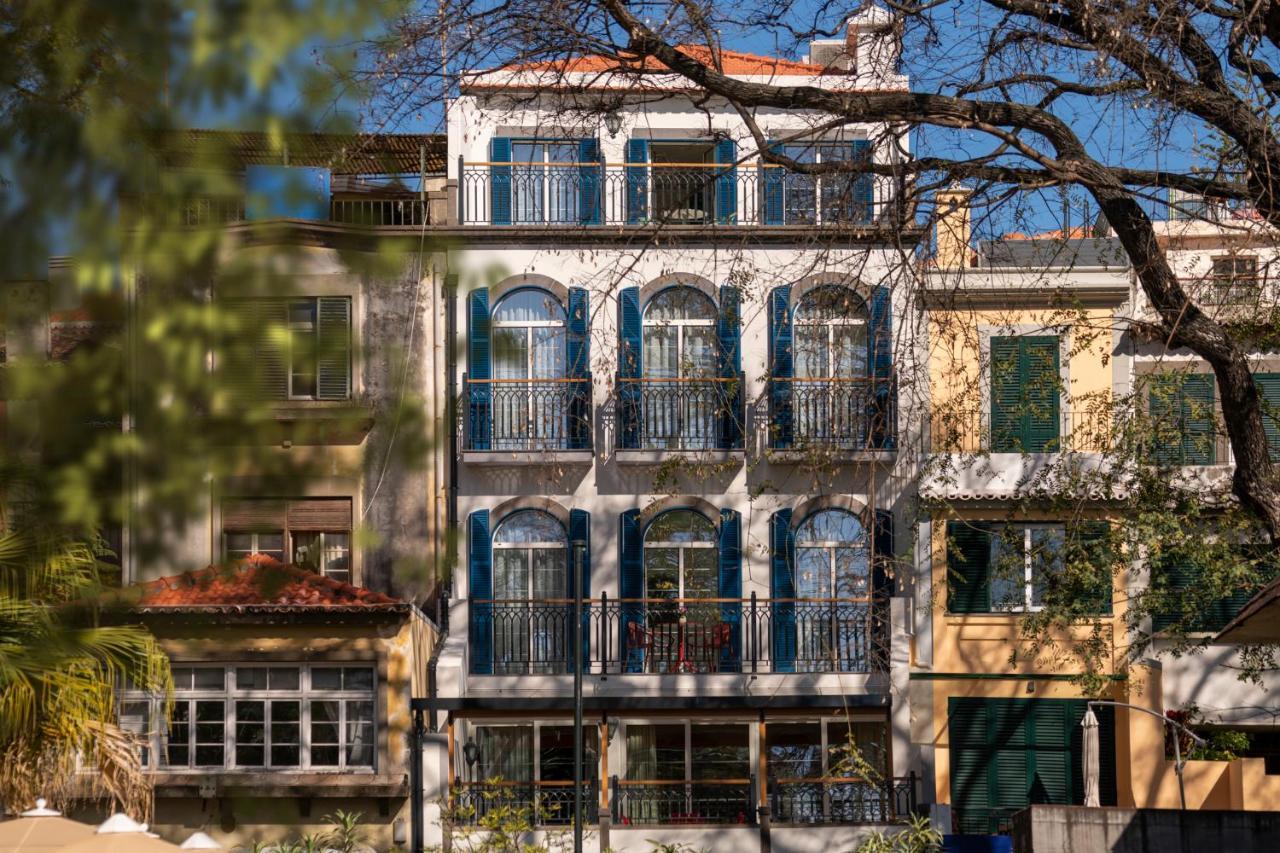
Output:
[463, 162, 814, 170]
[617, 778, 753, 786]
[615, 377, 741, 384]
[474, 597, 876, 605]
[465, 377, 590, 385]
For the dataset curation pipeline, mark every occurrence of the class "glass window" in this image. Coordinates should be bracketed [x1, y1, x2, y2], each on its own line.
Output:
[288, 299, 317, 398]
[639, 287, 719, 450]
[643, 510, 717, 599]
[512, 141, 580, 224]
[691, 724, 749, 780]
[539, 725, 600, 782]
[491, 510, 569, 675]
[989, 524, 1065, 612]
[779, 143, 867, 224]
[474, 725, 535, 781]
[626, 724, 686, 780]
[768, 723, 824, 779]
[293, 531, 351, 582]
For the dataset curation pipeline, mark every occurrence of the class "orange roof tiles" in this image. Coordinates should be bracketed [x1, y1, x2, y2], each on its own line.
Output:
[508, 45, 828, 77]
[138, 555, 401, 609]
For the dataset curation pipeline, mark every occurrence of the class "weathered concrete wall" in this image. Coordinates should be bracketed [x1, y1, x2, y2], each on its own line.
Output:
[1011, 805, 1280, 853]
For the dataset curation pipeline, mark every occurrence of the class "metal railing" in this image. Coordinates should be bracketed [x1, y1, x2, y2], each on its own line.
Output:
[329, 196, 428, 226]
[768, 377, 896, 450]
[460, 159, 901, 227]
[463, 377, 592, 451]
[611, 777, 756, 826]
[927, 408, 1114, 454]
[451, 779, 597, 826]
[615, 376, 745, 451]
[469, 594, 889, 675]
[770, 774, 918, 825]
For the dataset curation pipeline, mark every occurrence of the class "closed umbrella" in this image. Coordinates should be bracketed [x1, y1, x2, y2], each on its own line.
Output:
[1081, 706, 1101, 807]
[56, 813, 183, 853]
[178, 832, 223, 850]
[0, 800, 95, 853]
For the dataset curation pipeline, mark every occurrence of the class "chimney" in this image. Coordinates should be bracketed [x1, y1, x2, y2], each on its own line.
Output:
[934, 186, 973, 270]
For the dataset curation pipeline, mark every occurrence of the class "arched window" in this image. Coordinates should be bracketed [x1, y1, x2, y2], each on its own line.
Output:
[793, 286, 868, 380]
[643, 509, 717, 600]
[642, 288, 718, 449]
[792, 508, 871, 673]
[492, 510, 567, 674]
[491, 289, 566, 449]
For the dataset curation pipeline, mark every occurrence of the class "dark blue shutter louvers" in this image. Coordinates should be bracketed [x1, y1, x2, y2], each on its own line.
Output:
[872, 510, 894, 671]
[763, 140, 785, 225]
[468, 510, 493, 674]
[569, 509, 592, 672]
[619, 509, 645, 672]
[467, 289, 492, 450]
[578, 138, 603, 225]
[715, 138, 737, 224]
[768, 286, 794, 448]
[770, 509, 797, 672]
[718, 509, 743, 670]
[566, 288, 591, 450]
[868, 285, 894, 449]
[489, 137, 512, 226]
[716, 285, 743, 449]
[617, 287, 642, 449]
[852, 139, 873, 224]
[626, 139, 650, 224]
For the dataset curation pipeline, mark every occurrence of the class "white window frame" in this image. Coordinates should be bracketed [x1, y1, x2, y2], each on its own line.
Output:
[792, 290, 869, 381]
[642, 513, 717, 600]
[990, 523, 1065, 613]
[121, 663, 377, 773]
[511, 140, 580, 224]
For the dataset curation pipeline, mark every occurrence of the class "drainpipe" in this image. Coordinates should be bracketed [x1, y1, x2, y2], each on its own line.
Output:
[410, 705, 425, 853]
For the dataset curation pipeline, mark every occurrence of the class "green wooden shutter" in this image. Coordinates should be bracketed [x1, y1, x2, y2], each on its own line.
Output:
[315, 297, 351, 400]
[1152, 553, 1198, 632]
[1076, 521, 1114, 616]
[948, 698, 993, 834]
[990, 337, 1022, 452]
[947, 521, 992, 613]
[1180, 374, 1216, 465]
[1027, 702, 1072, 806]
[1022, 337, 1061, 451]
[1256, 373, 1280, 460]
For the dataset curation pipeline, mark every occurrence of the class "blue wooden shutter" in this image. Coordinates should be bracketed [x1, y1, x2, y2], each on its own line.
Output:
[467, 289, 492, 450]
[947, 520, 992, 613]
[617, 287, 642, 449]
[578, 138, 603, 225]
[1022, 336, 1062, 452]
[762, 140, 785, 225]
[852, 139, 873, 224]
[768, 286, 794, 448]
[868, 286, 893, 449]
[1255, 373, 1280, 460]
[619, 509, 645, 672]
[489, 137, 512, 225]
[468, 510, 493, 675]
[770, 509, 797, 672]
[566, 288, 591, 450]
[316, 296, 351, 400]
[718, 509, 742, 670]
[626, 139, 649, 224]
[872, 510, 894, 671]
[715, 138, 737, 224]
[569, 509, 592, 672]
[716, 285, 743, 449]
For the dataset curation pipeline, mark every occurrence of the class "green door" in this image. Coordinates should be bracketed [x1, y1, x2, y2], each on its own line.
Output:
[948, 698, 1115, 834]
[990, 336, 1061, 452]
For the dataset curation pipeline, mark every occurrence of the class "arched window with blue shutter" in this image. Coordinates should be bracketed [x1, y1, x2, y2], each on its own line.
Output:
[468, 510, 493, 674]
[489, 509, 569, 674]
[792, 508, 873, 672]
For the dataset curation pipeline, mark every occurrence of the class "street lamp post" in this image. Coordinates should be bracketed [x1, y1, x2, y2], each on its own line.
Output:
[572, 539, 586, 853]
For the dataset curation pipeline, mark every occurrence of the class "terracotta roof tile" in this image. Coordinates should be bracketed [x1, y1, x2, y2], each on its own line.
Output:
[137, 555, 400, 608]
[508, 45, 828, 77]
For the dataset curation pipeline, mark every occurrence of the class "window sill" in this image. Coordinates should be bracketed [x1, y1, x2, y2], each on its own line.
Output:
[462, 449, 594, 467]
[614, 449, 743, 466]
[149, 770, 407, 798]
[766, 448, 897, 464]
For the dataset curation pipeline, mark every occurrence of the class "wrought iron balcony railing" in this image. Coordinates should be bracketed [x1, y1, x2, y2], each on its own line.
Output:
[459, 160, 902, 228]
[611, 777, 756, 826]
[927, 407, 1114, 454]
[767, 377, 896, 451]
[614, 376, 745, 451]
[464, 376, 592, 452]
[770, 775, 919, 825]
[165, 195, 428, 227]
[451, 779, 597, 826]
[468, 594, 889, 676]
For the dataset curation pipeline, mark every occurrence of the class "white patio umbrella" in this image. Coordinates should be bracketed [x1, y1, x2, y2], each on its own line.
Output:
[56, 813, 183, 853]
[1081, 706, 1101, 807]
[178, 832, 223, 850]
[0, 799, 95, 852]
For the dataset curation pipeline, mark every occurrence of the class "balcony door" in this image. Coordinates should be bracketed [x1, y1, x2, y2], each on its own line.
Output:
[794, 509, 871, 672]
[492, 510, 568, 674]
[512, 141, 579, 224]
[642, 288, 718, 449]
[793, 287, 869, 445]
[492, 289, 567, 450]
[642, 510, 718, 673]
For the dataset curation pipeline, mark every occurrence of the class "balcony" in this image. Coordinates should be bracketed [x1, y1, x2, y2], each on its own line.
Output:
[171, 194, 430, 228]
[612, 778, 756, 825]
[766, 377, 896, 456]
[927, 408, 1113, 454]
[614, 376, 745, 457]
[468, 595, 888, 676]
[462, 377, 592, 463]
[459, 160, 900, 228]
[451, 779, 597, 826]
[770, 775, 919, 825]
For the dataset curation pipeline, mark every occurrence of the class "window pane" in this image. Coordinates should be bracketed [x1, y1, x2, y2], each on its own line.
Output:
[1029, 526, 1066, 608]
[120, 701, 150, 768]
[828, 721, 887, 777]
[194, 700, 226, 767]
[682, 326, 717, 379]
[312, 667, 342, 690]
[539, 725, 599, 781]
[646, 511, 716, 543]
[345, 701, 375, 767]
[988, 527, 1025, 610]
[494, 549, 529, 599]
[493, 510, 566, 545]
[236, 668, 268, 691]
[270, 701, 301, 767]
[643, 323, 678, 379]
[193, 668, 225, 690]
[493, 326, 529, 380]
[344, 668, 374, 692]
[225, 533, 254, 560]
[167, 702, 191, 767]
[290, 300, 317, 398]
[293, 531, 322, 571]
[645, 288, 716, 323]
[834, 547, 870, 598]
[310, 700, 341, 767]
[475, 725, 533, 781]
[644, 547, 680, 599]
[683, 547, 719, 599]
[322, 533, 351, 583]
[626, 724, 685, 780]
[257, 533, 285, 562]
[494, 289, 566, 325]
[691, 724, 748, 780]
[768, 723, 823, 778]
[235, 701, 265, 767]
[793, 325, 829, 379]
[171, 667, 194, 691]
[269, 667, 300, 691]
[530, 326, 566, 379]
[795, 548, 831, 599]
